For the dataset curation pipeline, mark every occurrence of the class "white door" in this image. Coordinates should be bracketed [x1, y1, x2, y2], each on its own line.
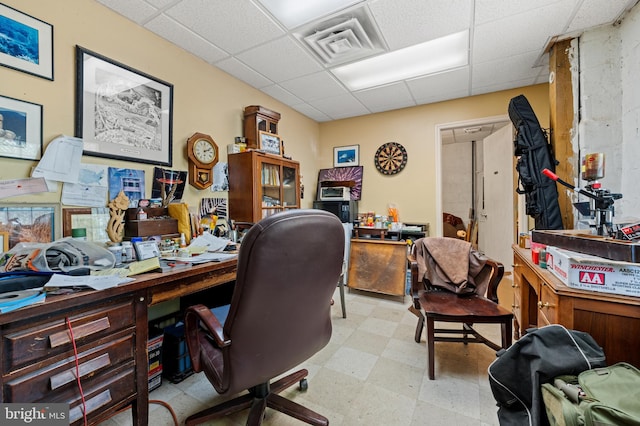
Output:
[478, 124, 514, 272]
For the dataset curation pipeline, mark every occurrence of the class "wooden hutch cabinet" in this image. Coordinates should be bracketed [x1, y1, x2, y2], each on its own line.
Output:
[228, 151, 300, 223]
[243, 105, 280, 150]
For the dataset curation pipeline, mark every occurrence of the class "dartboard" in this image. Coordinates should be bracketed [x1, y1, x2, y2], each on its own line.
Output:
[374, 142, 407, 175]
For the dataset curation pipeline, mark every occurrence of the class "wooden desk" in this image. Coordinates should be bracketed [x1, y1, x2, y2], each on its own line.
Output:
[512, 246, 640, 366]
[0, 259, 237, 426]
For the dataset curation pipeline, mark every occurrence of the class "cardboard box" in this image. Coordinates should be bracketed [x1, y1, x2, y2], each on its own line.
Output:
[148, 333, 163, 377]
[546, 246, 640, 297]
[148, 370, 162, 392]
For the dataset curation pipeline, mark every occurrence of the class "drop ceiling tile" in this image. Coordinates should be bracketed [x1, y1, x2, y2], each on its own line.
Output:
[472, 51, 545, 88]
[471, 76, 543, 97]
[145, 15, 228, 64]
[214, 57, 274, 89]
[353, 82, 416, 113]
[407, 67, 470, 103]
[96, 0, 158, 23]
[473, 3, 572, 64]
[146, 0, 177, 8]
[566, 0, 633, 33]
[261, 85, 304, 106]
[369, 0, 472, 49]
[290, 103, 332, 122]
[236, 37, 323, 83]
[279, 72, 347, 102]
[474, 0, 574, 25]
[309, 94, 369, 119]
[165, 0, 284, 54]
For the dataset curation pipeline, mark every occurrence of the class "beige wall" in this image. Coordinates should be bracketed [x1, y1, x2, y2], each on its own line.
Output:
[1, 0, 320, 210]
[319, 85, 549, 230]
[2, 0, 548, 236]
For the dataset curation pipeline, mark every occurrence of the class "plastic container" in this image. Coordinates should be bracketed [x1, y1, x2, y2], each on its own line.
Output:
[71, 228, 87, 240]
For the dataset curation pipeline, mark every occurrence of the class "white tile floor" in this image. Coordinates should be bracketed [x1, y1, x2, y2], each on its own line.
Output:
[101, 287, 504, 426]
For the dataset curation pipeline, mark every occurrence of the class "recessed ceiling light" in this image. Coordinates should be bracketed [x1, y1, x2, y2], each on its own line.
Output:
[257, 0, 363, 29]
[331, 30, 469, 91]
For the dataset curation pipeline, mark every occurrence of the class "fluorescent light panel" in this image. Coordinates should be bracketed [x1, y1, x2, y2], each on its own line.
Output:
[332, 30, 469, 91]
[257, 0, 362, 29]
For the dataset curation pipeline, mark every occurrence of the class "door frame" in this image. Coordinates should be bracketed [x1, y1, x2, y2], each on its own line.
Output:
[435, 115, 511, 238]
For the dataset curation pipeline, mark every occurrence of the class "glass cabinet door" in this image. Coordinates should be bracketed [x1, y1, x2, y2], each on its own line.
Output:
[261, 162, 281, 218]
[282, 165, 297, 208]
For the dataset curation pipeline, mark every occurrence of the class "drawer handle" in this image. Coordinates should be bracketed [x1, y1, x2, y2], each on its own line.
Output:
[50, 353, 111, 390]
[511, 304, 519, 309]
[537, 301, 551, 309]
[49, 317, 111, 348]
[69, 389, 112, 423]
[511, 283, 519, 288]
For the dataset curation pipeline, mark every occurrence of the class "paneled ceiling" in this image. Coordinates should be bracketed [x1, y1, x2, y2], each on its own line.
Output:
[96, 0, 638, 123]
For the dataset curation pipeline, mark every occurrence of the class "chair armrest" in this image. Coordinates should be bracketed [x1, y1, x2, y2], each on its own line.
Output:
[185, 304, 230, 348]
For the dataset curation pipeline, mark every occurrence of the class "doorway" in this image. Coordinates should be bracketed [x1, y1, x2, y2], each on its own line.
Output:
[436, 116, 515, 271]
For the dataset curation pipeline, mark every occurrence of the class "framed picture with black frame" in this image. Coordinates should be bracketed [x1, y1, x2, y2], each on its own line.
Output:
[0, 94, 43, 160]
[0, 3, 53, 80]
[75, 46, 173, 167]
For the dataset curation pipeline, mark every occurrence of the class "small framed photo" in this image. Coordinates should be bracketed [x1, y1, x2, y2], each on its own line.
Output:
[258, 131, 282, 156]
[75, 46, 173, 167]
[0, 95, 43, 161]
[0, 4, 54, 80]
[134, 240, 160, 260]
[334, 144, 359, 167]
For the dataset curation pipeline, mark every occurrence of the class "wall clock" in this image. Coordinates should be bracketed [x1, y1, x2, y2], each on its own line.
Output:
[187, 132, 219, 189]
[374, 142, 407, 175]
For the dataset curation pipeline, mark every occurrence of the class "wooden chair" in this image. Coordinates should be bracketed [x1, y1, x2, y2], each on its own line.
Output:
[408, 240, 513, 380]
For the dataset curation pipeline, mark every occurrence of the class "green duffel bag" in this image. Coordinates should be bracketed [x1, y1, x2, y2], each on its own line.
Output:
[542, 362, 640, 426]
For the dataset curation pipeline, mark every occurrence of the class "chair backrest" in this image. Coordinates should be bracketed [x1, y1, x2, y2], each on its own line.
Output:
[223, 209, 345, 393]
[410, 237, 503, 300]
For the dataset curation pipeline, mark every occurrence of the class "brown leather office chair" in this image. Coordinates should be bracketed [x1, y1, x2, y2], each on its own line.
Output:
[184, 210, 345, 425]
[408, 237, 513, 380]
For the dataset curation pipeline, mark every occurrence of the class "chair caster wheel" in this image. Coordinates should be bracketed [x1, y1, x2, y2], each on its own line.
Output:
[299, 378, 308, 391]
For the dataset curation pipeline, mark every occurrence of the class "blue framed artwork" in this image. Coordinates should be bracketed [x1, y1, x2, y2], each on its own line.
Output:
[333, 144, 359, 167]
[0, 3, 54, 80]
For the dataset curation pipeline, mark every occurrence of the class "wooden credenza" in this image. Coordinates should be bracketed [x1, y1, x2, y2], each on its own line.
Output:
[513, 245, 640, 366]
[0, 259, 237, 426]
[348, 239, 407, 298]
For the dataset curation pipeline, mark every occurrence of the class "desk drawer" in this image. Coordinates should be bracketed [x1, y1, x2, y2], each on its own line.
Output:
[48, 361, 136, 425]
[4, 330, 134, 401]
[3, 299, 135, 371]
[538, 283, 558, 325]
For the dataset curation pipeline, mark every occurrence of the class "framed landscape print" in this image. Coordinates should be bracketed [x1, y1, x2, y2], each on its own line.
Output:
[0, 203, 59, 249]
[75, 46, 173, 166]
[0, 3, 53, 80]
[0, 95, 43, 160]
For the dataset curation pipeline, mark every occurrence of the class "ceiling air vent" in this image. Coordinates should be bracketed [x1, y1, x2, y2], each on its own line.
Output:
[294, 7, 385, 67]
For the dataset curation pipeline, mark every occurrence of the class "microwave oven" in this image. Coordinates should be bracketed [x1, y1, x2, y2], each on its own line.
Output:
[319, 186, 351, 201]
[313, 200, 358, 223]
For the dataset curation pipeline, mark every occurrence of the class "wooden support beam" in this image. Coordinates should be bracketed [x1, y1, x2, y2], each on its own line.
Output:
[549, 39, 576, 229]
